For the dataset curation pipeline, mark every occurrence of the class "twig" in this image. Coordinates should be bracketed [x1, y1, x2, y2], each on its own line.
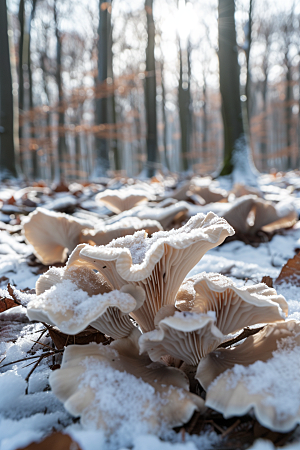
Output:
[25, 355, 44, 394]
[206, 420, 224, 434]
[221, 419, 241, 438]
[29, 328, 48, 352]
[0, 349, 64, 369]
[217, 326, 264, 349]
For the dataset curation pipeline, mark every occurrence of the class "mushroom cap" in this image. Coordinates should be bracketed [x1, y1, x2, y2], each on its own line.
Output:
[189, 185, 228, 204]
[23, 207, 93, 265]
[67, 212, 234, 331]
[28, 266, 145, 339]
[95, 188, 155, 214]
[223, 195, 297, 235]
[80, 217, 162, 246]
[176, 272, 288, 335]
[203, 321, 300, 433]
[105, 202, 189, 229]
[49, 328, 205, 434]
[196, 320, 296, 390]
[139, 311, 224, 365]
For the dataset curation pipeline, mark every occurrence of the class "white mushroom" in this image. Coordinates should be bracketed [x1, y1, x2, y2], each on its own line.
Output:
[204, 320, 300, 433]
[28, 266, 145, 339]
[95, 187, 155, 214]
[105, 201, 189, 229]
[80, 217, 162, 246]
[139, 273, 287, 368]
[49, 328, 205, 434]
[23, 207, 93, 265]
[67, 212, 234, 331]
[223, 195, 297, 235]
[176, 273, 288, 335]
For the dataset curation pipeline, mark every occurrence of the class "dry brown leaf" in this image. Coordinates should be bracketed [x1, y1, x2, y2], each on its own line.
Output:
[17, 432, 82, 450]
[52, 181, 69, 193]
[275, 252, 300, 286]
[261, 276, 273, 288]
[0, 297, 19, 313]
[47, 325, 108, 350]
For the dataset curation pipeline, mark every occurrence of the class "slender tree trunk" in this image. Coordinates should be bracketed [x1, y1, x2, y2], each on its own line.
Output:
[178, 40, 192, 172]
[144, 0, 158, 177]
[28, 0, 38, 178]
[95, 0, 111, 175]
[260, 77, 268, 172]
[54, 0, 67, 179]
[160, 60, 169, 171]
[245, 0, 253, 121]
[218, 0, 257, 183]
[0, 0, 18, 178]
[202, 77, 208, 156]
[18, 0, 25, 172]
[285, 62, 292, 170]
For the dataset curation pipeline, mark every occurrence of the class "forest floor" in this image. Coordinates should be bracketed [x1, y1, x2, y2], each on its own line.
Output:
[1, 173, 300, 450]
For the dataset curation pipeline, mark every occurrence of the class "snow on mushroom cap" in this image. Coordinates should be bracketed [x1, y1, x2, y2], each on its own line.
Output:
[23, 207, 93, 265]
[204, 320, 300, 433]
[196, 320, 299, 390]
[176, 272, 288, 335]
[49, 329, 205, 438]
[66, 212, 234, 332]
[28, 266, 145, 339]
[77, 212, 235, 283]
[80, 217, 162, 246]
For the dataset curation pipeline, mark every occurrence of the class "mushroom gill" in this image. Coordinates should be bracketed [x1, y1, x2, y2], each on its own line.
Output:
[66, 212, 234, 332]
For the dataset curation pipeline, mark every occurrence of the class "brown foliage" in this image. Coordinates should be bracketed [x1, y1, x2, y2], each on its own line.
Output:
[275, 252, 300, 286]
[261, 275, 273, 288]
[17, 432, 82, 450]
[46, 325, 108, 350]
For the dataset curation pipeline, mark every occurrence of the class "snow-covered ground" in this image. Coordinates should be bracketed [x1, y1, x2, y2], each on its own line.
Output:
[1, 175, 300, 450]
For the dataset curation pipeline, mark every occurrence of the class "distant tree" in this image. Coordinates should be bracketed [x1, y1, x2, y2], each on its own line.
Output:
[178, 39, 192, 172]
[218, 0, 257, 184]
[94, 0, 112, 176]
[144, 0, 158, 177]
[54, 0, 67, 179]
[0, 0, 18, 178]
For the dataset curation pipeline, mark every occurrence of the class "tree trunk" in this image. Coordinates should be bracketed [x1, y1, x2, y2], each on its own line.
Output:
[0, 0, 18, 178]
[54, 0, 67, 179]
[178, 40, 192, 172]
[160, 60, 169, 171]
[28, 0, 38, 179]
[218, 0, 257, 184]
[18, 0, 25, 172]
[285, 62, 292, 170]
[144, 0, 158, 177]
[95, 0, 111, 176]
[245, 0, 253, 121]
[260, 77, 268, 172]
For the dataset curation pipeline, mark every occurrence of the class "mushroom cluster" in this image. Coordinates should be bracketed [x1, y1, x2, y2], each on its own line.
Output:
[26, 211, 299, 437]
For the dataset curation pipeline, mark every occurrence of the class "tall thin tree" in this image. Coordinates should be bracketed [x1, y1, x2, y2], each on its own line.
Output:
[144, 0, 158, 177]
[218, 0, 257, 184]
[0, 0, 18, 178]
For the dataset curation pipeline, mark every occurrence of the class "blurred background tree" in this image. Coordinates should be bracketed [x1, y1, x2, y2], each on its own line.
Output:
[1, 0, 300, 181]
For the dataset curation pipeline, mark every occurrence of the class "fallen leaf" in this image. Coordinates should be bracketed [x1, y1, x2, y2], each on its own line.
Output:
[47, 325, 108, 350]
[52, 181, 69, 193]
[17, 432, 82, 450]
[275, 252, 300, 286]
[0, 297, 19, 313]
[261, 276, 273, 288]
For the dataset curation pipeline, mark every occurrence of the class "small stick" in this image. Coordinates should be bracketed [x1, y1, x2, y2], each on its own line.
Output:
[217, 326, 264, 349]
[206, 420, 224, 434]
[25, 355, 44, 394]
[221, 419, 241, 438]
